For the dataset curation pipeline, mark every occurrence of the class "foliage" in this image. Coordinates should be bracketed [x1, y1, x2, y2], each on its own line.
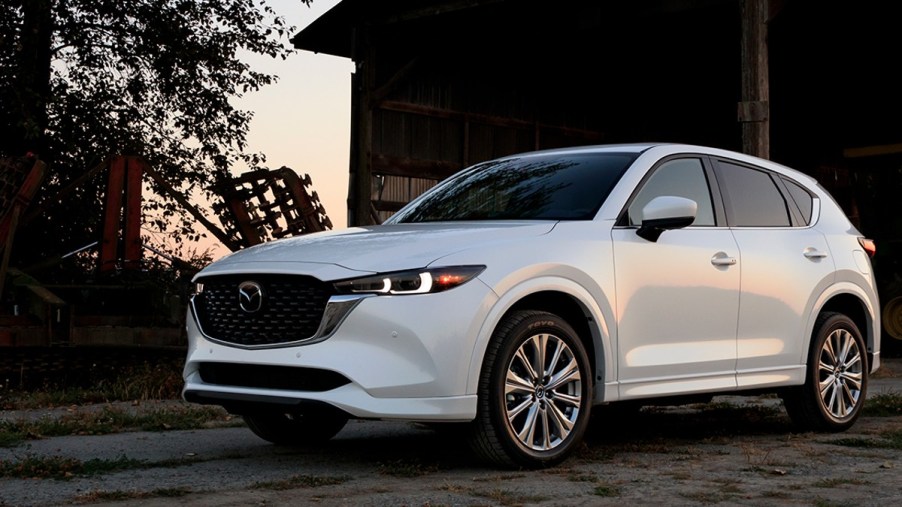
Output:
[0, 454, 142, 480]
[830, 429, 902, 450]
[1, 352, 186, 402]
[251, 474, 351, 490]
[862, 392, 902, 417]
[0, 0, 311, 279]
[0, 404, 238, 448]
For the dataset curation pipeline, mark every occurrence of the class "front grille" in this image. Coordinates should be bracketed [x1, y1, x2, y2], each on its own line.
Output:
[193, 274, 334, 347]
[198, 362, 350, 392]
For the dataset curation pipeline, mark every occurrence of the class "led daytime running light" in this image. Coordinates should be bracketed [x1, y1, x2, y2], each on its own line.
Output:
[334, 266, 484, 295]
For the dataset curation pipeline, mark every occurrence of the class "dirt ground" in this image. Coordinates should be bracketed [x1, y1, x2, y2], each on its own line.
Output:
[1, 359, 901, 507]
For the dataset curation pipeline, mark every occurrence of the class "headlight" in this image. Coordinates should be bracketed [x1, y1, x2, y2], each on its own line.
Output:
[333, 266, 485, 295]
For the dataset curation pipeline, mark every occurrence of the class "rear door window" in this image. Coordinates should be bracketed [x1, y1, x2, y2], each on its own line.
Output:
[716, 161, 791, 227]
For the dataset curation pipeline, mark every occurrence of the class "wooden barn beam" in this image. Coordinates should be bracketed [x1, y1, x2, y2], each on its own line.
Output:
[351, 30, 376, 226]
[372, 57, 421, 106]
[372, 154, 460, 181]
[739, 0, 770, 159]
[378, 100, 605, 141]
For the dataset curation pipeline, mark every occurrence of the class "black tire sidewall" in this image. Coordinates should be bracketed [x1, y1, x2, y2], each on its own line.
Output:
[807, 313, 868, 429]
[486, 311, 593, 466]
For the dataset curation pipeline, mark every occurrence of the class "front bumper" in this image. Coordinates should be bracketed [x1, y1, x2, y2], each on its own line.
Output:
[182, 278, 496, 421]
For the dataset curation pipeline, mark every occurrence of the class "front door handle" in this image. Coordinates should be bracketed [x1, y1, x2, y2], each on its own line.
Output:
[803, 247, 828, 259]
[711, 252, 737, 266]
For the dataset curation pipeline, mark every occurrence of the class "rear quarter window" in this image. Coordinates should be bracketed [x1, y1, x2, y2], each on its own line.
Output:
[782, 177, 814, 225]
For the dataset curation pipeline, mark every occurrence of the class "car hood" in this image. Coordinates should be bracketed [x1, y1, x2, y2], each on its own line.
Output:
[199, 222, 557, 279]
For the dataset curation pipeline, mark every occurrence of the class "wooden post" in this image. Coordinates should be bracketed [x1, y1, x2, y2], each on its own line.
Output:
[351, 30, 376, 226]
[739, 0, 770, 159]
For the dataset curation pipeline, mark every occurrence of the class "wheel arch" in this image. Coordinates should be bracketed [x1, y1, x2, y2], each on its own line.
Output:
[466, 279, 614, 403]
[809, 284, 880, 372]
[508, 292, 599, 380]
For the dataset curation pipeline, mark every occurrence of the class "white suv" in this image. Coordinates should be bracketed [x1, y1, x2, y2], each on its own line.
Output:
[183, 143, 880, 468]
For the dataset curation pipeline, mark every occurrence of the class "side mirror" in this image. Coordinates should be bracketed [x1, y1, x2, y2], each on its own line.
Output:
[636, 196, 697, 242]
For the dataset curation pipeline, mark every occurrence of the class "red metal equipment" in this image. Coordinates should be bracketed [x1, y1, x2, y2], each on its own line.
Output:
[100, 156, 144, 272]
[0, 154, 47, 295]
[0, 155, 333, 354]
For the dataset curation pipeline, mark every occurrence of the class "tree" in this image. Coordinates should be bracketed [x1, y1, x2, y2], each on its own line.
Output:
[0, 0, 311, 279]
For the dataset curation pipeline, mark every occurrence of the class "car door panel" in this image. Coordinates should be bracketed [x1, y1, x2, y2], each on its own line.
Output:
[612, 230, 740, 397]
[731, 227, 835, 386]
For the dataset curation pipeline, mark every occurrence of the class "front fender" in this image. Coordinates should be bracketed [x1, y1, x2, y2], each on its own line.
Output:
[464, 275, 617, 403]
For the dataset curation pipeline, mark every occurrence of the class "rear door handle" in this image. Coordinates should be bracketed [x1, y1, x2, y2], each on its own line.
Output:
[803, 247, 828, 259]
[711, 252, 737, 266]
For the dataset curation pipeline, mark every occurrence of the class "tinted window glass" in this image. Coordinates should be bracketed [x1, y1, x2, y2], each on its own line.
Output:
[783, 177, 814, 225]
[628, 158, 715, 226]
[718, 162, 790, 227]
[388, 153, 637, 223]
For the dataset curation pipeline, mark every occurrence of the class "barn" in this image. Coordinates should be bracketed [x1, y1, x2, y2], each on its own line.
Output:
[291, 0, 902, 351]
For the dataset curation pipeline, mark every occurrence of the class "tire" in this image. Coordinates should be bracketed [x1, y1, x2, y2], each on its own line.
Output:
[781, 312, 868, 432]
[243, 406, 348, 445]
[469, 310, 593, 468]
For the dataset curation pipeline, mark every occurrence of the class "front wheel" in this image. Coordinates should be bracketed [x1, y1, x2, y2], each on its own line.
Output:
[469, 310, 593, 468]
[244, 406, 348, 445]
[781, 312, 868, 432]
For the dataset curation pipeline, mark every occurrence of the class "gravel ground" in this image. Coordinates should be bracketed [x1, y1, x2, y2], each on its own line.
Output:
[1, 359, 900, 507]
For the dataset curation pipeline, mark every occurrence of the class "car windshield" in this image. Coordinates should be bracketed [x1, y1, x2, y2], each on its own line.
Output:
[387, 152, 637, 223]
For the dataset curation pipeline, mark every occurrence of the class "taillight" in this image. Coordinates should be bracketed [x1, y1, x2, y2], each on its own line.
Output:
[858, 237, 876, 258]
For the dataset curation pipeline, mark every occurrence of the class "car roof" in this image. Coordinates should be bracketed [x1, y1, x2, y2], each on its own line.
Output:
[499, 142, 819, 188]
[495, 143, 661, 159]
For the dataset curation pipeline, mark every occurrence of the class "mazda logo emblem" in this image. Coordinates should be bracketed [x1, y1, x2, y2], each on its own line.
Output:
[238, 281, 264, 313]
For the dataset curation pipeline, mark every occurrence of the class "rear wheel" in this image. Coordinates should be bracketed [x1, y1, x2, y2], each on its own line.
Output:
[469, 310, 593, 468]
[782, 312, 868, 431]
[244, 406, 348, 445]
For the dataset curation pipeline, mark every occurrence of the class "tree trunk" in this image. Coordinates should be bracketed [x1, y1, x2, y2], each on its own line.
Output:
[16, 0, 53, 157]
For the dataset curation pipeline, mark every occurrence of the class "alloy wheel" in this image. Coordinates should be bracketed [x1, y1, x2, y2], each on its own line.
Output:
[817, 327, 864, 419]
[503, 332, 583, 451]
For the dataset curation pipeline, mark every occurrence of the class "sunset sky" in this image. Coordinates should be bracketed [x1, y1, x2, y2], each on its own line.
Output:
[205, 0, 351, 259]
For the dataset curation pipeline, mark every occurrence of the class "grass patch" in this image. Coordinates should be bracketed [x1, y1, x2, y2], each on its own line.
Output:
[0, 404, 237, 447]
[679, 490, 731, 504]
[0, 452, 215, 481]
[251, 474, 351, 491]
[1, 355, 186, 409]
[471, 473, 526, 482]
[863, 392, 902, 417]
[812, 477, 872, 488]
[0, 455, 142, 480]
[0, 426, 25, 447]
[567, 472, 598, 482]
[377, 458, 440, 477]
[830, 429, 902, 450]
[473, 489, 549, 506]
[593, 483, 622, 497]
[74, 487, 193, 503]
